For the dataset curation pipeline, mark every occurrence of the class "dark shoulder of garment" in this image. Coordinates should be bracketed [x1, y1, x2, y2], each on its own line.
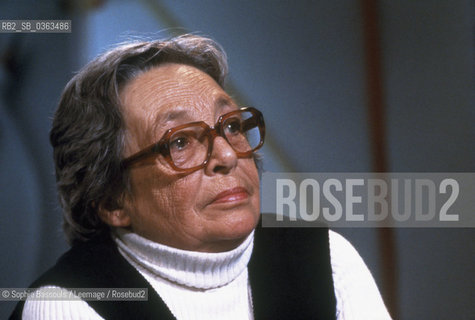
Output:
[10, 224, 336, 320]
[9, 236, 172, 319]
[250, 224, 336, 320]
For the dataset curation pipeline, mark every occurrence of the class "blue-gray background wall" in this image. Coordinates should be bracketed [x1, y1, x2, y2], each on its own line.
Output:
[1, 0, 473, 318]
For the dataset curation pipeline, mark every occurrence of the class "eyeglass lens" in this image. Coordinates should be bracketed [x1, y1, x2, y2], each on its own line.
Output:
[169, 110, 261, 169]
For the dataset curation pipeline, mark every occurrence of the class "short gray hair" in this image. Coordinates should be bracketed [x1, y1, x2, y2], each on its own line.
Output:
[50, 34, 228, 245]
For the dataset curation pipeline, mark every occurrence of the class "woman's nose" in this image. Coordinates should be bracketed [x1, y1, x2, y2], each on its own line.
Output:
[204, 136, 238, 175]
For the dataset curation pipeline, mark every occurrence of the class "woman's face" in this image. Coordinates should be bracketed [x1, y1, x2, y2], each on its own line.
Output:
[117, 63, 260, 252]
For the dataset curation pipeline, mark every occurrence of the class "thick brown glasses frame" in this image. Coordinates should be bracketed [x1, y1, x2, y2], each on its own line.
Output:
[121, 107, 265, 173]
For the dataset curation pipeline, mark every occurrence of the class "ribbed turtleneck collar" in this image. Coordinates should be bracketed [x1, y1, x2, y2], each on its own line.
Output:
[113, 229, 254, 290]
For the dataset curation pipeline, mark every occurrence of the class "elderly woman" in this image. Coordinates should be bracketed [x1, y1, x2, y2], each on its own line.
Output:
[11, 35, 390, 319]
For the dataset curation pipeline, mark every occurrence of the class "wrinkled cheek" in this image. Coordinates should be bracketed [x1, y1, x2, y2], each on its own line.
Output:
[248, 166, 261, 215]
[251, 194, 261, 218]
[248, 170, 260, 198]
[125, 176, 162, 221]
[171, 173, 202, 205]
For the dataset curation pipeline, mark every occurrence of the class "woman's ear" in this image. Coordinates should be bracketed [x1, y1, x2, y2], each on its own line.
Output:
[97, 203, 131, 227]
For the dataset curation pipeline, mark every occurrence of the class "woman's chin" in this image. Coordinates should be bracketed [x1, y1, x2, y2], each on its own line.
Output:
[199, 211, 259, 252]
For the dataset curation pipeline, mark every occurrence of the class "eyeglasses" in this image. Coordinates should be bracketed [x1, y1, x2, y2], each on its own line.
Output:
[121, 107, 265, 173]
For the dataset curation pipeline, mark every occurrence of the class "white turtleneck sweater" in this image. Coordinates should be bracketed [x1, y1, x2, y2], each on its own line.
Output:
[114, 228, 254, 320]
[22, 230, 391, 319]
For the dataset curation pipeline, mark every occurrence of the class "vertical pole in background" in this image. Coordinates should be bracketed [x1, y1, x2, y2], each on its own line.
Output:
[360, 0, 399, 318]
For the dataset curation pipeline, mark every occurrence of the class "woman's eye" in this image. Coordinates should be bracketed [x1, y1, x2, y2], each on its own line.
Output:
[225, 119, 242, 134]
[170, 136, 189, 150]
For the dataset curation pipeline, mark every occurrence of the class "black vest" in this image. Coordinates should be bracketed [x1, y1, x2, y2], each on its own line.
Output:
[10, 226, 336, 319]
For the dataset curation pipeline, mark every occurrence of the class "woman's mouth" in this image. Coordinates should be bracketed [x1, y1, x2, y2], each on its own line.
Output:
[211, 187, 249, 204]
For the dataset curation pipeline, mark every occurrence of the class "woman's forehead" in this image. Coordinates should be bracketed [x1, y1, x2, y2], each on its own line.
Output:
[121, 63, 237, 139]
[122, 64, 233, 114]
